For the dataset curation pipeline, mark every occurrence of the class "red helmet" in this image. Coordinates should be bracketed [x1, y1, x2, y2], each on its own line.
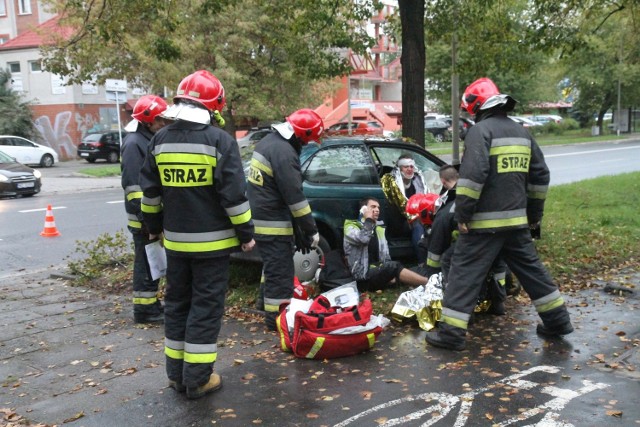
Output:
[460, 77, 500, 115]
[406, 193, 441, 226]
[174, 70, 226, 112]
[131, 95, 168, 123]
[287, 109, 324, 144]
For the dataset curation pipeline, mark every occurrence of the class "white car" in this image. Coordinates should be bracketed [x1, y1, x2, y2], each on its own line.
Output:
[510, 116, 543, 128]
[0, 135, 59, 167]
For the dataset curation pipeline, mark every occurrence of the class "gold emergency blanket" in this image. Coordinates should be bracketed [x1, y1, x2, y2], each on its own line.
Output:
[391, 273, 444, 331]
[381, 174, 412, 220]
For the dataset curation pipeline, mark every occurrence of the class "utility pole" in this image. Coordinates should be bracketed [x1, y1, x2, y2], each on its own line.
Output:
[451, 31, 460, 165]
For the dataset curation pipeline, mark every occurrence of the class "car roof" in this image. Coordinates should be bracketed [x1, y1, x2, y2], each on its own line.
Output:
[301, 136, 434, 163]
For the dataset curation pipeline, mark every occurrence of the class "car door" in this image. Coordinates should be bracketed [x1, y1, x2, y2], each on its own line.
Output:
[1, 137, 35, 164]
[301, 142, 381, 248]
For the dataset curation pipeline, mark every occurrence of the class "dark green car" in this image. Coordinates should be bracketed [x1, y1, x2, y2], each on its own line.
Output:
[240, 136, 446, 281]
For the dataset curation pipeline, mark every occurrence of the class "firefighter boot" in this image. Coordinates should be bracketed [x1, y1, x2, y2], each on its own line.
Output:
[133, 302, 164, 324]
[264, 311, 278, 331]
[186, 373, 223, 400]
[536, 305, 574, 337]
[425, 322, 466, 351]
[168, 379, 186, 393]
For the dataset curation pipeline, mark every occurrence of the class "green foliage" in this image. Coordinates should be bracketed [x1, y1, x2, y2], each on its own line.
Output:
[0, 69, 37, 138]
[66, 230, 133, 283]
[41, 0, 381, 127]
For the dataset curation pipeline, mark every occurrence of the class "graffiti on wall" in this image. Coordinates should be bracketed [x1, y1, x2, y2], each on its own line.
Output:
[33, 111, 100, 161]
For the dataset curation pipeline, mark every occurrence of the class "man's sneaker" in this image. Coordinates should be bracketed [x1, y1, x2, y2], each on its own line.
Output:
[425, 331, 466, 351]
[168, 380, 186, 393]
[536, 322, 574, 337]
[134, 312, 164, 324]
[186, 373, 222, 400]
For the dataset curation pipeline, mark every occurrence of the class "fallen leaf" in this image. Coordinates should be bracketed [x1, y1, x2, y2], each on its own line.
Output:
[63, 412, 85, 423]
[606, 410, 622, 417]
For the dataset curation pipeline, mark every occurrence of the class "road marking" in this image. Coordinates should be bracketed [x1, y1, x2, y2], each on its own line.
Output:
[333, 365, 610, 427]
[107, 200, 124, 204]
[19, 206, 67, 213]
[546, 145, 639, 158]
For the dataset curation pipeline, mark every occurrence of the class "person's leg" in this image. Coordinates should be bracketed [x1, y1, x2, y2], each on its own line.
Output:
[411, 222, 427, 264]
[183, 256, 229, 398]
[398, 267, 429, 287]
[164, 255, 192, 392]
[131, 232, 162, 323]
[501, 229, 573, 336]
[257, 237, 295, 330]
[486, 256, 507, 315]
[425, 232, 504, 350]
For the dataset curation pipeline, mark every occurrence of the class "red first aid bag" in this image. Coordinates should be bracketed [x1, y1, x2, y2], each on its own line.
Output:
[277, 295, 383, 359]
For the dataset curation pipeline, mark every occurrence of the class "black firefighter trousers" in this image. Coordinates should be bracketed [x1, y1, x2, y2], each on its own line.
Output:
[441, 228, 571, 337]
[131, 232, 161, 316]
[164, 255, 229, 388]
[256, 237, 296, 315]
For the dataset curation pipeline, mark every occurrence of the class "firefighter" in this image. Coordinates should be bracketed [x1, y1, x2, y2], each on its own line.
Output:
[247, 109, 323, 331]
[121, 95, 169, 324]
[140, 70, 255, 399]
[425, 77, 573, 351]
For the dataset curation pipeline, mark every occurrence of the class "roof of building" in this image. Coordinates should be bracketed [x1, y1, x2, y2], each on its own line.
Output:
[0, 15, 73, 51]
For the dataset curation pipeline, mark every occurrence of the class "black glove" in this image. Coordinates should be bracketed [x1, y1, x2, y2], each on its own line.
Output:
[293, 221, 312, 254]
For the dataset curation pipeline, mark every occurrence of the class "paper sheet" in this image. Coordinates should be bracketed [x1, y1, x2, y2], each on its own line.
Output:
[145, 240, 167, 280]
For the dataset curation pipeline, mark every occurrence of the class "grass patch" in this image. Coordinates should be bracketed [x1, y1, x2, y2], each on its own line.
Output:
[536, 172, 640, 284]
[78, 165, 121, 177]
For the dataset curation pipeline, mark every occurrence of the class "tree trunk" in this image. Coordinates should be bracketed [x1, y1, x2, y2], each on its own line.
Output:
[399, 0, 425, 148]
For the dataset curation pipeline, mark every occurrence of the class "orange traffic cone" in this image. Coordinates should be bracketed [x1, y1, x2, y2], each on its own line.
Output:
[40, 204, 61, 237]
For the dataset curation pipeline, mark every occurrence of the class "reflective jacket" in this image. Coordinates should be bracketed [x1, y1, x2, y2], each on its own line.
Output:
[139, 120, 253, 258]
[343, 219, 390, 281]
[121, 125, 154, 233]
[247, 132, 317, 239]
[455, 112, 549, 232]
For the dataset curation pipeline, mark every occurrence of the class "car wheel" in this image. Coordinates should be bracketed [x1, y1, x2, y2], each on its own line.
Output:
[435, 133, 444, 143]
[40, 154, 54, 168]
[107, 151, 119, 163]
[293, 235, 331, 282]
[22, 193, 35, 197]
[87, 158, 96, 163]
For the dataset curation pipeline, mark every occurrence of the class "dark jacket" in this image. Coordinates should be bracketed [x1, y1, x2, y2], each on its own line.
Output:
[139, 120, 253, 258]
[247, 132, 317, 240]
[425, 199, 457, 276]
[455, 111, 549, 232]
[121, 125, 154, 233]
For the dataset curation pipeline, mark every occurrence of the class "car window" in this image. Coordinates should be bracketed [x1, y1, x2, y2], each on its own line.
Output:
[0, 139, 8, 146]
[84, 134, 103, 142]
[13, 138, 32, 147]
[367, 122, 382, 128]
[370, 145, 442, 181]
[303, 144, 375, 184]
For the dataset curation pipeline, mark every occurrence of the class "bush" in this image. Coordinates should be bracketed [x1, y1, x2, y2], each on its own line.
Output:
[66, 230, 133, 283]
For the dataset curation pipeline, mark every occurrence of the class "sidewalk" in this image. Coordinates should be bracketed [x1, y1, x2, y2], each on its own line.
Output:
[1, 266, 639, 426]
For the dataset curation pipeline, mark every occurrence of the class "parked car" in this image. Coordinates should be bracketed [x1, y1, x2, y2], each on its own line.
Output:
[0, 149, 42, 198]
[0, 135, 58, 168]
[237, 128, 273, 149]
[442, 117, 475, 139]
[510, 116, 543, 128]
[325, 120, 384, 137]
[528, 115, 562, 124]
[424, 119, 450, 142]
[77, 131, 127, 163]
[238, 136, 446, 280]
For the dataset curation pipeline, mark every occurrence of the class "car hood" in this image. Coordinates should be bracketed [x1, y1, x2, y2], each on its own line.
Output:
[0, 161, 37, 177]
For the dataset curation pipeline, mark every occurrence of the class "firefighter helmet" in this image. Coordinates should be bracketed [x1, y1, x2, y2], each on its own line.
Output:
[174, 70, 225, 112]
[406, 193, 441, 226]
[287, 109, 324, 144]
[131, 95, 168, 123]
[461, 77, 516, 115]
